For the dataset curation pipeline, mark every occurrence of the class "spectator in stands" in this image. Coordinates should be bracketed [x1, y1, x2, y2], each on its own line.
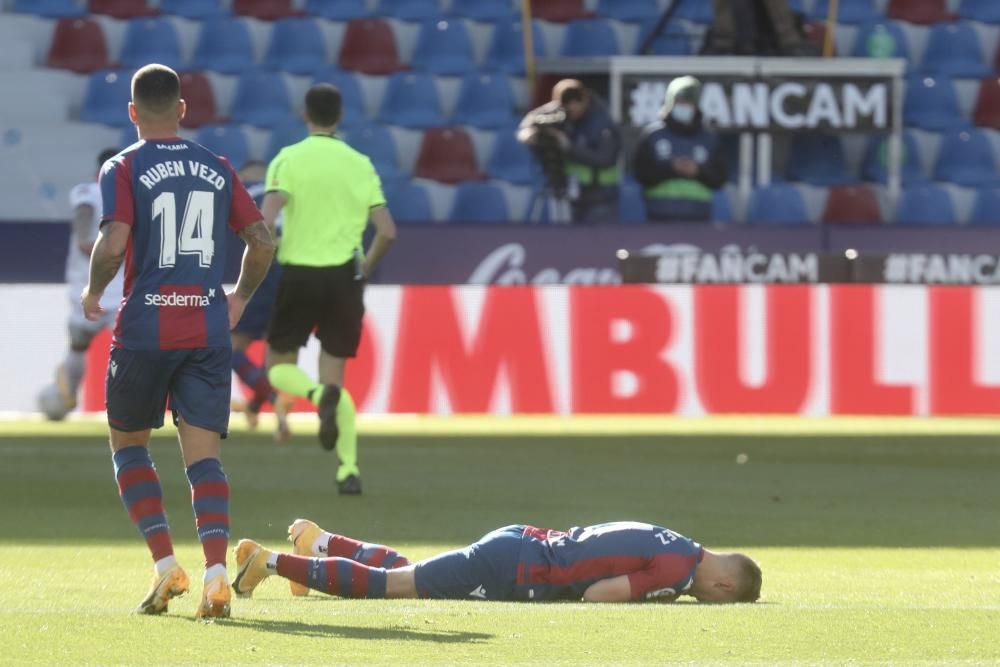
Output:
[517, 79, 621, 224]
[704, 0, 815, 56]
[632, 76, 727, 223]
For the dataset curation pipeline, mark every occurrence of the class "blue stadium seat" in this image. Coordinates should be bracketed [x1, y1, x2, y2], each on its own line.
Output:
[120, 18, 184, 70]
[485, 20, 546, 74]
[13, 0, 84, 17]
[486, 130, 538, 185]
[449, 0, 513, 21]
[596, 0, 659, 23]
[80, 70, 134, 127]
[376, 0, 441, 21]
[637, 19, 694, 55]
[195, 124, 250, 170]
[451, 73, 516, 129]
[811, 0, 876, 24]
[229, 70, 293, 129]
[191, 17, 255, 74]
[311, 66, 368, 128]
[711, 189, 733, 224]
[619, 181, 646, 224]
[959, 0, 1000, 24]
[861, 131, 927, 184]
[895, 184, 955, 225]
[449, 182, 509, 223]
[560, 19, 620, 57]
[377, 72, 446, 128]
[265, 17, 328, 75]
[967, 186, 1000, 225]
[921, 22, 990, 78]
[933, 128, 998, 187]
[672, 0, 713, 23]
[903, 76, 966, 131]
[159, 0, 227, 18]
[344, 123, 403, 180]
[746, 184, 809, 224]
[852, 20, 910, 62]
[411, 19, 475, 75]
[266, 118, 308, 161]
[786, 134, 853, 186]
[385, 180, 434, 223]
[305, 0, 369, 20]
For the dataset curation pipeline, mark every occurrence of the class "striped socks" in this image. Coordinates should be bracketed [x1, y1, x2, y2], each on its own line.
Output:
[317, 532, 410, 570]
[232, 350, 276, 410]
[186, 458, 230, 571]
[276, 554, 387, 598]
[112, 446, 174, 565]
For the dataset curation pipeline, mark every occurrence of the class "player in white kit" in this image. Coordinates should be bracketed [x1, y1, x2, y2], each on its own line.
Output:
[37, 148, 124, 419]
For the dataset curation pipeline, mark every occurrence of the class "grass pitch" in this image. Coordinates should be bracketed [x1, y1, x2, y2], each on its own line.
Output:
[1, 418, 999, 666]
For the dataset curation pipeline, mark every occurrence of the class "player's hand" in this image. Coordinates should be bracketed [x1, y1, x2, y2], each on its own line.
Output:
[672, 157, 699, 177]
[226, 290, 249, 330]
[81, 288, 105, 322]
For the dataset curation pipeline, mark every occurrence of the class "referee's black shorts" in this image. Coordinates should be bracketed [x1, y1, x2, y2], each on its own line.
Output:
[267, 261, 365, 358]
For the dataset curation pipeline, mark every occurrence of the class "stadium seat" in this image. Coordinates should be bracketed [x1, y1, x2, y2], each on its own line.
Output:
[305, 0, 368, 20]
[596, 0, 658, 23]
[265, 17, 328, 74]
[451, 73, 516, 129]
[411, 19, 475, 75]
[195, 124, 250, 170]
[852, 20, 910, 61]
[810, 0, 876, 24]
[972, 78, 1000, 129]
[637, 19, 694, 55]
[377, 72, 446, 128]
[746, 184, 809, 225]
[895, 184, 955, 224]
[89, 0, 154, 18]
[120, 18, 184, 70]
[903, 76, 965, 131]
[344, 123, 403, 180]
[233, 0, 298, 20]
[159, 0, 227, 18]
[560, 19, 620, 57]
[529, 0, 586, 23]
[967, 186, 1000, 225]
[449, 0, 513, 21]
[486, 130, 538, 185]
[414, 128, 483, 183]
[887, 0, 952, 25]
[821, 185, 882, 224]
[191, 17, 256, 73]
[384, 180, 434, 223]
[711, 189, 733, 224]
[229, 70, 293, 128]
[484, 19, 546, 75]
[672, 0, 713, 24]
[785, 134, 853, 186]
[449, 182, 509, 223]
[861, 132, 927, 185]
[266, 117, 308, 160]
[376, 0, 441, 21]
[46, 18, 110, 74]
[338, 19, 403, 75]
[80, 70, 134, 127]
[959, 0, 1000, 24]
[179, 72, 222, 129]
[619, 181, 646, 223]
[933, 128, 998, 187]
[920, 22, 990, 78]
[311, 67, 367, 127]
[13, 0, 84, 17]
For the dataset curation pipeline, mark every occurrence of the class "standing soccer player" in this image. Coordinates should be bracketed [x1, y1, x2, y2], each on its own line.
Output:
[80, 64, 274, 618]
[262, 83, 397, 496]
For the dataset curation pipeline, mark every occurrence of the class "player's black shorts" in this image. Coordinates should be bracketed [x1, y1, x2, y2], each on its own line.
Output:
[267, 261, 365, 358]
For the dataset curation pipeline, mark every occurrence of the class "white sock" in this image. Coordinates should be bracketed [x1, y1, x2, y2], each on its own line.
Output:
[154, 555, 178, 577]
[204, 563, 228, 584]
[312, 532, 333, 556]
[266, 552, 279, 570]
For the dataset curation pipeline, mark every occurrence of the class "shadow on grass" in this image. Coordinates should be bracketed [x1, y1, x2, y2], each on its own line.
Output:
[187, 616, 493, 643]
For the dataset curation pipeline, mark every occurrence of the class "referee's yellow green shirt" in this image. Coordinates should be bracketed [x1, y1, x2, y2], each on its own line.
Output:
[266, 134, 386, 267]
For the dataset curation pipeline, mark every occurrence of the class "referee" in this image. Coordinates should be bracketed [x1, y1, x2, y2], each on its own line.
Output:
[262, 83, 397, 495]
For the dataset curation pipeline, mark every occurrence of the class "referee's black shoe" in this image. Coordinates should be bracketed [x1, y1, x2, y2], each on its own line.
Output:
[337, 474, 362, 496]
[317, 384, 341, 451]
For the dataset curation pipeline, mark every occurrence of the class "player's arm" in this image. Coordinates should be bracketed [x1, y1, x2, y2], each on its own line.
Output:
[582, 575, 633, 602]
[72, 203, 96, 256]
[260, 191, 286, 240]
[363, 205, 397, 279]
[235, 221, 275, 299]
[81, 221, 129, 321]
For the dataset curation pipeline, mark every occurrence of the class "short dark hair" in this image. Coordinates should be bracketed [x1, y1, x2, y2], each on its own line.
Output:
[131, 64, 181, 116]
[305, 83, 342, 127]
[732, 554, 762, 603]
[553, 79, 587, 107]
[97, 148, 118, 167]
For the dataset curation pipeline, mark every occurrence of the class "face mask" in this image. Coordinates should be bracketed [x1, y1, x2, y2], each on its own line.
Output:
[671, 103, 696, 124]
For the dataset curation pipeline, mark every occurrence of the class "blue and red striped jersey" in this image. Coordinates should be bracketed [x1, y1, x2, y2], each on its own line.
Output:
[514, 522, 703, 601]
[100, 138, 262, 350]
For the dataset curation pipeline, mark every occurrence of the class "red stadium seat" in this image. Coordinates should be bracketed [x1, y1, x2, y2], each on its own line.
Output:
[822, 185, 882, 224]
[88, 0, 155, 18]
[886, 0, 952, 24]
[46, 18, 111, 73]
[530, 0, 587, 22]
[179, 72, 222, 129]
[338, 19, 403, 75]
[232, 0, 297, 20]
[973, 78, 1000, 129]
[413, 128, 484, 184]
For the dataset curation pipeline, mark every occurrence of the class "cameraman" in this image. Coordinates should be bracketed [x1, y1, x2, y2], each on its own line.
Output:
[517, 79, 621, 224]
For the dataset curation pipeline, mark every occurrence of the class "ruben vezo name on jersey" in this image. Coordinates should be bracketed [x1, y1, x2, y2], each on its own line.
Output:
[138, 160, 226, 191]
[144, 290, 214, 307]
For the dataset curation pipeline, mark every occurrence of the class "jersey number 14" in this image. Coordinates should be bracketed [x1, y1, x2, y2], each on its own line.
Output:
[153, 191, 215, 269]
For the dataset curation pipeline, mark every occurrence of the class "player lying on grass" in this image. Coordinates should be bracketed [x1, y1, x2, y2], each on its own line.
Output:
[233, 519, 761, 603]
